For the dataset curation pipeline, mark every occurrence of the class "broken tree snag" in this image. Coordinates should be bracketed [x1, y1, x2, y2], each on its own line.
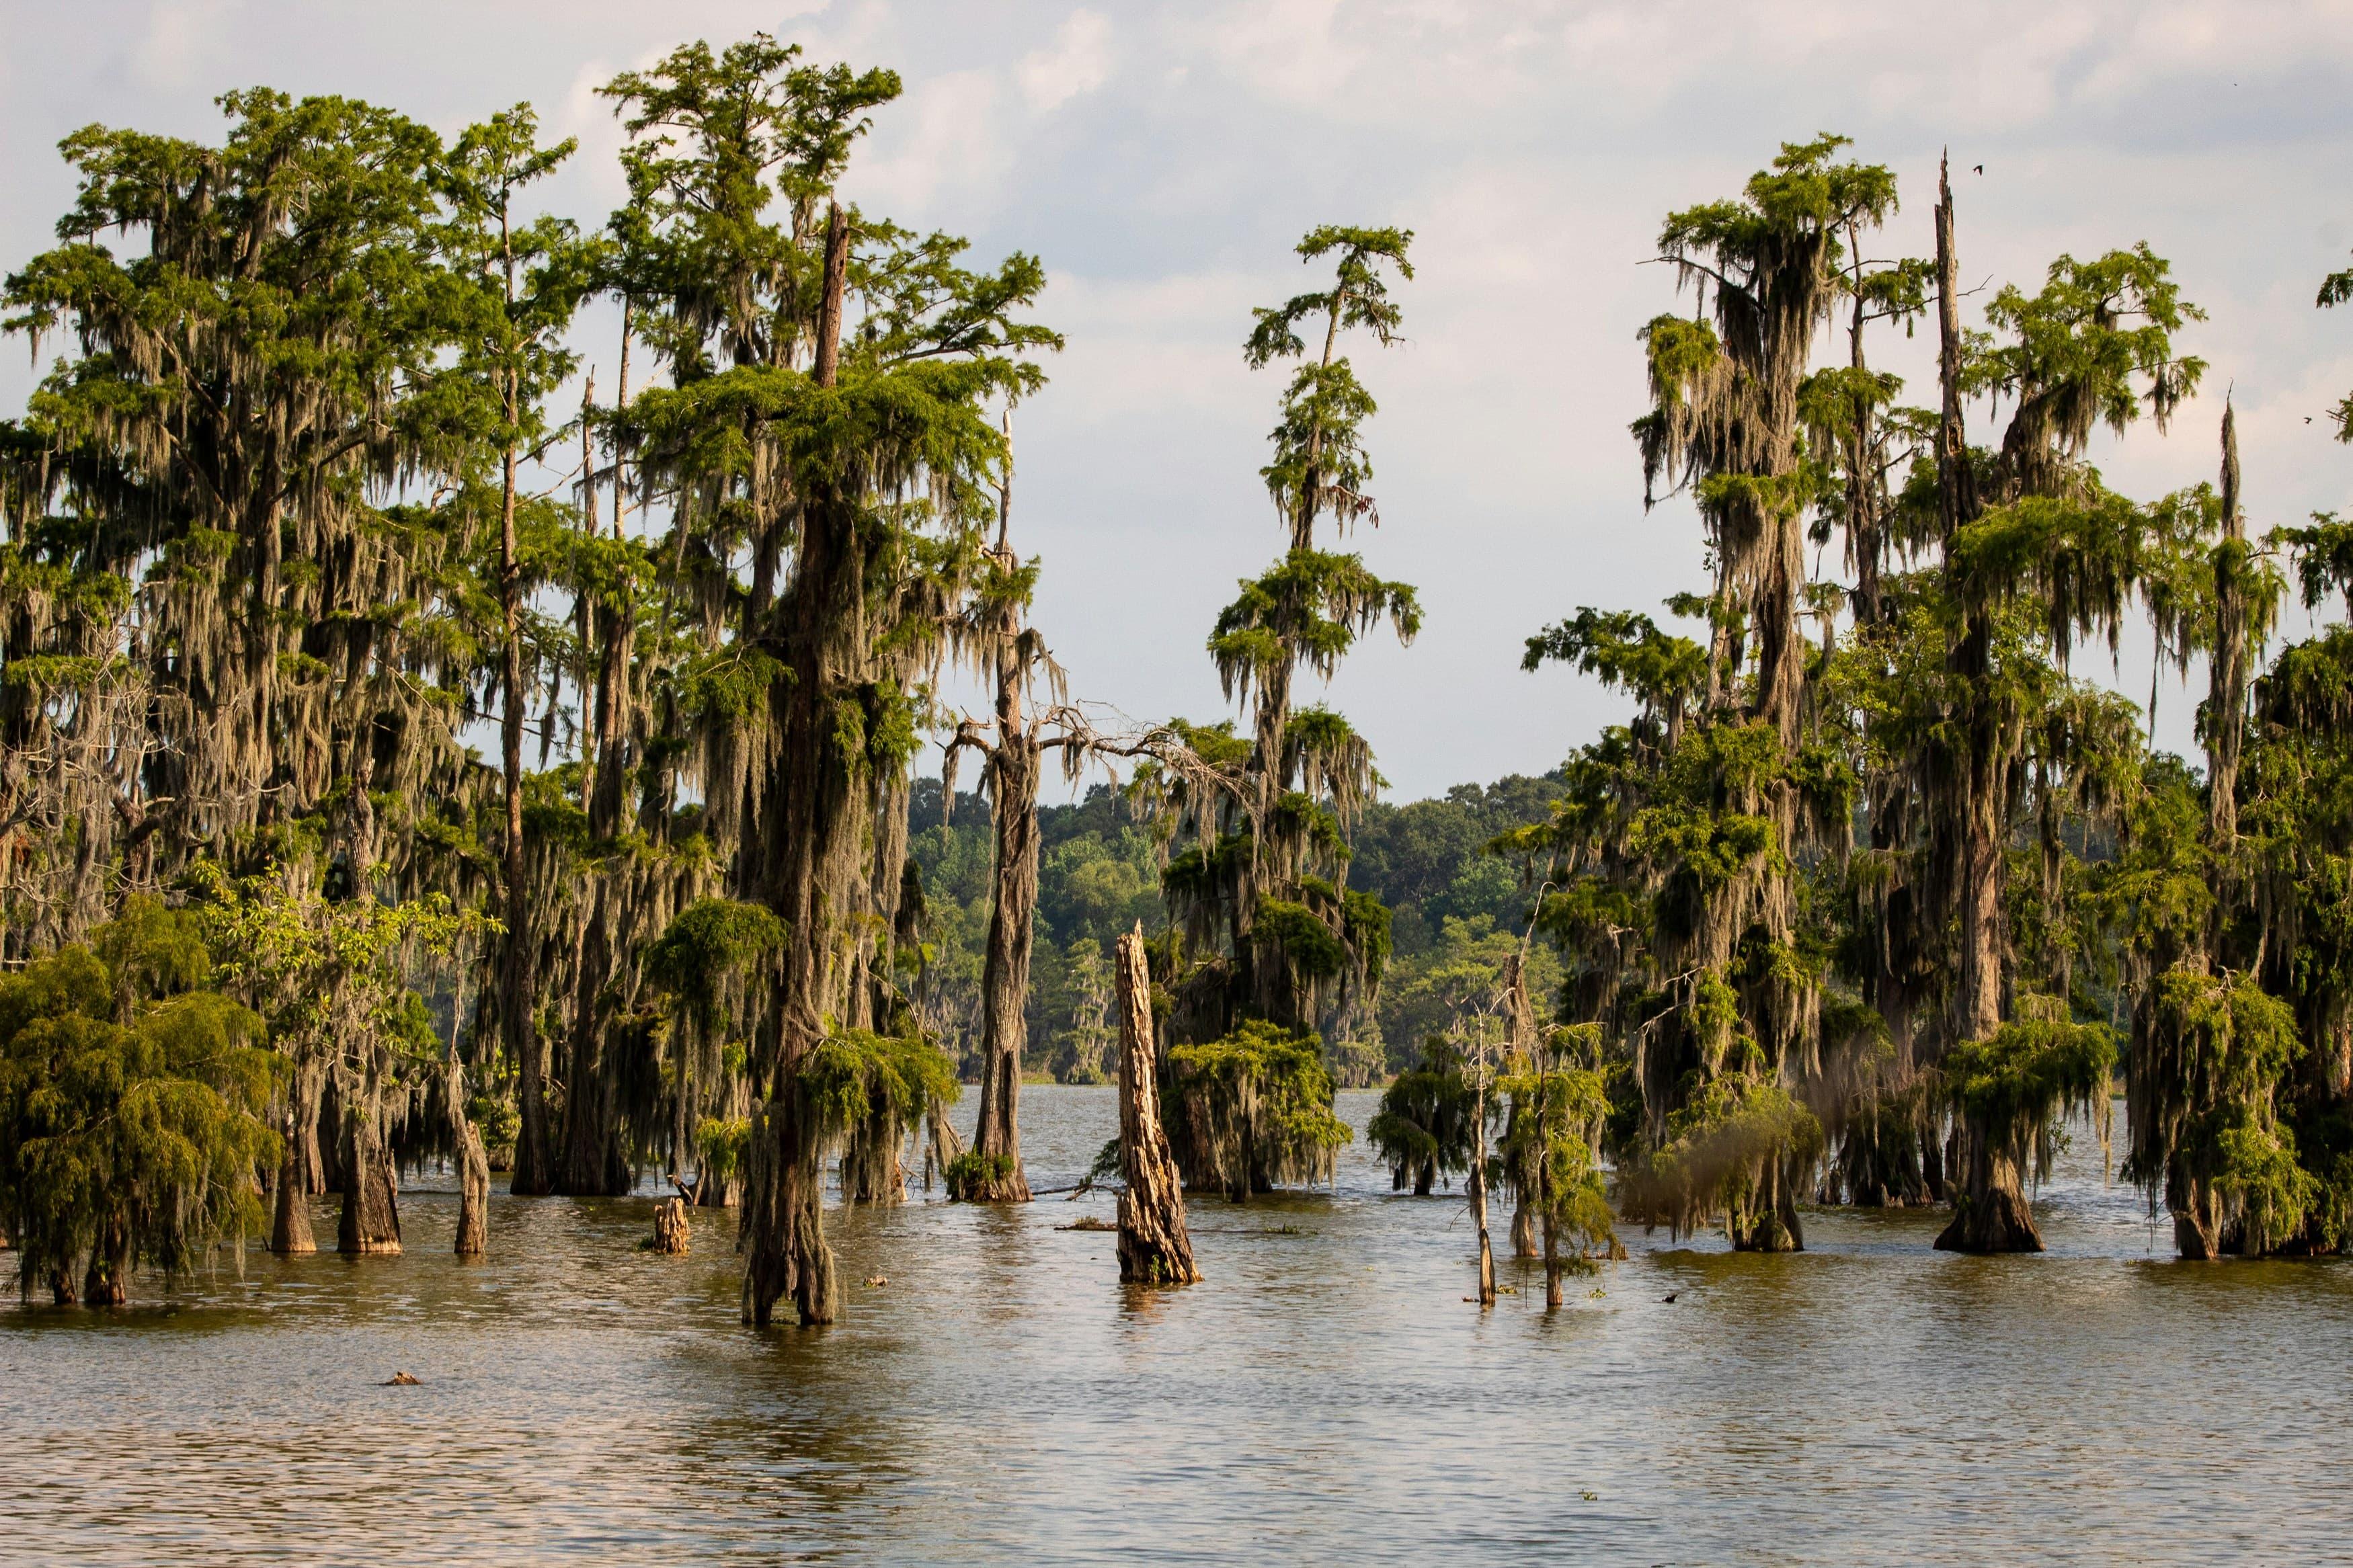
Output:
[814, 202, 849, 388]
[650, 1197, 692, 1255]
[450, 1060, 488, 1257]
[1115, 926, 1197, 1286]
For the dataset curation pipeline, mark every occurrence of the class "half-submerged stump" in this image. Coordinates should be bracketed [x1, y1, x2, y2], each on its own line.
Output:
[1113, 926, 1197, 1286]
[650, 1197, 692, 1255]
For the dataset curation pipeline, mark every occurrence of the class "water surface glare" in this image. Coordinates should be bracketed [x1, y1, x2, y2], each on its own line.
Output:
[4, 1087, 2346, 1564]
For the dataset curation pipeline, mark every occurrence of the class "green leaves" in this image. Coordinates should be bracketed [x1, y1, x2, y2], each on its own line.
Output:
[645, 897, 785, 1022]
[1244, 224, 1414, 542]
[1524, 607, 1708, 721]
[1973, 243, 2204, 489]
[1209, 547, 1419, 700]
[1939, 1007, 2113, 1184]
[0, 904, 282, 1298]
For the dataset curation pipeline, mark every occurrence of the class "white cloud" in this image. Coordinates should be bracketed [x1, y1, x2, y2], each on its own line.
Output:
[1018, 9, 1113, 112]
[11, 0, 2353, 792]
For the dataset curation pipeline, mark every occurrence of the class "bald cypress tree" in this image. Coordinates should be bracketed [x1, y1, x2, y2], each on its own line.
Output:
[602, 36, 1051, 1321]
[1927, 186, 2203, 1251]
[1521, 138, 1894, 1251]
[433, 107, 600, 1196]
[1155, 226, 1416, 1194]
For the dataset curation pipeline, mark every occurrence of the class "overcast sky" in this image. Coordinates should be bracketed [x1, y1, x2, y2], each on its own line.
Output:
[7, 1, 2353, 799]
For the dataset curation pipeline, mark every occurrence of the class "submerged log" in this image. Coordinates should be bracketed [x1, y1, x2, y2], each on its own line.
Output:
[650, 1197, 692, 1254]
[1114, 926, 1197, 1286]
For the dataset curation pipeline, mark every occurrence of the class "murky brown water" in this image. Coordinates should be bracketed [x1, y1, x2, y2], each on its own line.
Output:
[4, 1087, 2346, 1564]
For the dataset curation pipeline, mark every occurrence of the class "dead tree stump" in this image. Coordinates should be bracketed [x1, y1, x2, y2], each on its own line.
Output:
[451, 1061, 489, 1257]
[1114, 925, 1197, 1286]
[651, 1197, 692, 1255]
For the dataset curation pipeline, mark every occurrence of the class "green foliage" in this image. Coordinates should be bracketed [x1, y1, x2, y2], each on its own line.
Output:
[1244, 225, 1414, 533]
[1523, 608, 1708, 721]
[696, 1116, 752, 1183]
[943, 1151, 1014, 1194]
[0, 902, 282, 1298]
[1498, 1034, 1617, 1262]
[1367, 1036, 1478, 1192]
[1941, 1011, 2114, 1182]
[646, 899, 785, 1021]
[1167, 1018, 1351, 1196]
[794, 1028, 956, 1143]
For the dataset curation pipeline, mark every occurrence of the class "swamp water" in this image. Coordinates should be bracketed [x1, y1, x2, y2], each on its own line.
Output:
[3, 1085, 2348, 1565]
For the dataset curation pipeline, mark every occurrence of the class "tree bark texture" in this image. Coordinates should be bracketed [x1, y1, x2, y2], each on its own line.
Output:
[962, 679, 1041, 1204]
[742, 204, 854, 1329]
[651, 1197, 691, 1255]
[2208, 402, 2247, 849]
[1115, 927, 1197, 1286]
[450, 1061, 488, 1257]
[501, 415, 551, 1197]
[1730, 1156, 1805, 1252]
[270, 1061, 324, 1254]
[1936, 157, 2001, 1050]
[83, 1212, 129, 1305]
[557, 878, 632, 1196]
[1933, 1130, 2044, 1253]
[337, 1107, 403, 1256]
[1500, 954, 1542, 1258]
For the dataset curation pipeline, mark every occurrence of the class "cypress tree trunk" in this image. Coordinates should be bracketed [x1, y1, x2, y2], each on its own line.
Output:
[2208, 403, 2247, 849]
[1115, 926, 1197, 1286]
[270, 1059, 323, 1253]
[961, 708, 1039, 1204]
[1933, 1127, 2044, 1253]
[743, 205, 855, 1329]
[501, 385, 552, 1198]
[455, 1128, 489, 1257]
[840, 770, 915, 1206]
[557, 884, 630, 1196]
[83, 1211, 129, 1305]
[1500, 954, 1542, 1258]
[1936, 157, 1999, 1050]
[924, 1095, 964, 1192]
[651, 1197, 691, 1254]
[337, 1106, 403, 1256]
[1542, 1205, 1564, 1311]
[840, 1119, 907, 1205]
[1731, 1157, 1804, 1252]
[1469, 1078, 1497, 1307]
[1933, 158, 2027, 1253]
[557, 567, 640, 1200]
